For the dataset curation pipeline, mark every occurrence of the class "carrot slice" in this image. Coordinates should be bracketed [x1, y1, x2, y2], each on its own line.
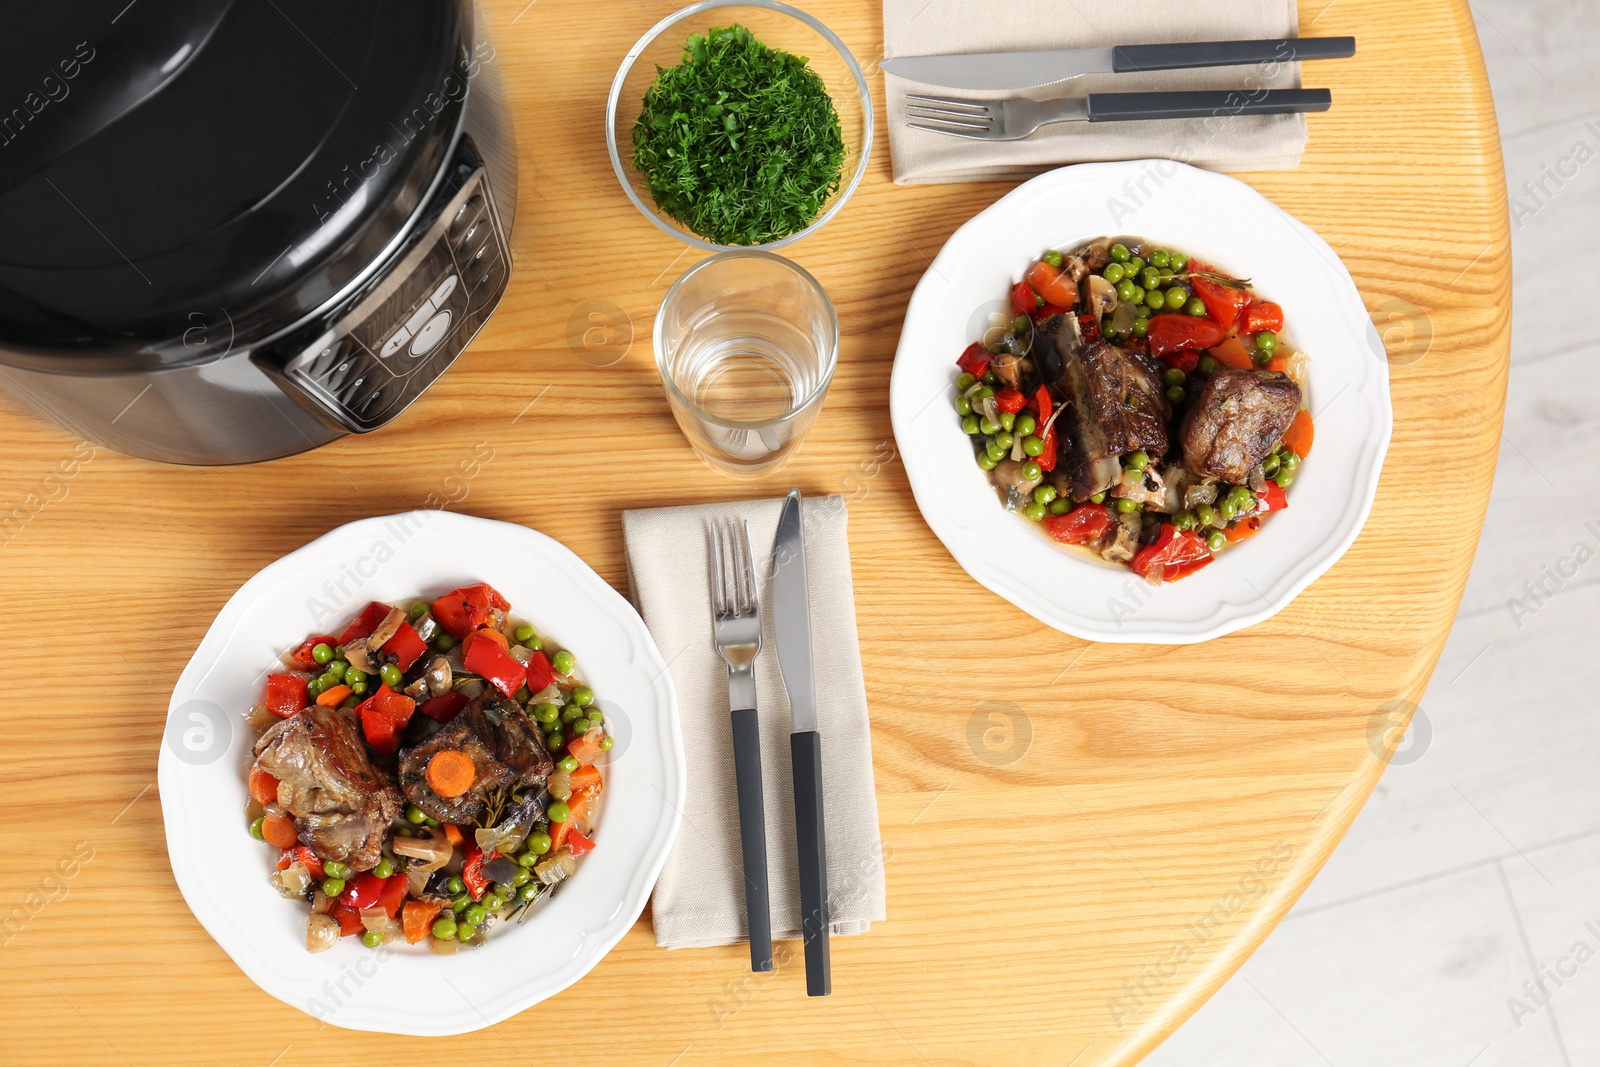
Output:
[568, 764, 603, 792]
[402, 899, 443, 944]
[1208, 335, 1255, 370]
[426, 750, 477, 798]
[315, 684, 352, 707]
[442, 823, 464, 846]
[1282, 409, 1314, 458]
[248, 765, 280, 806]
[261, 814, 299, 848]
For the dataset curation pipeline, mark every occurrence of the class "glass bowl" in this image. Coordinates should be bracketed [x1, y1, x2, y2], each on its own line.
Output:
[606, 0, 873, 253]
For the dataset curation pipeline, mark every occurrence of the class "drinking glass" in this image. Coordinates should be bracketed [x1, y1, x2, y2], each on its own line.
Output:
[654, 251, 839, 474]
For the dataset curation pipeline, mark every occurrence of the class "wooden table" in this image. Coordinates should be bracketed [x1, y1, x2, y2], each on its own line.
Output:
[0, 1, 1507, 1063]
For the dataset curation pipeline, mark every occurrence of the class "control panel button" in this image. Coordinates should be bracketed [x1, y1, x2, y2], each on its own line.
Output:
[380, 329, 410, 358]
[410, 310, 453, 357]
[431, 274, 459, 305]
[404, 300, 437, 336]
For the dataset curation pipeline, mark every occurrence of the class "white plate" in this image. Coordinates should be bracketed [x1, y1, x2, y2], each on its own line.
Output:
[890, 161, 1392, 644]
[158, 511, 685, 1034]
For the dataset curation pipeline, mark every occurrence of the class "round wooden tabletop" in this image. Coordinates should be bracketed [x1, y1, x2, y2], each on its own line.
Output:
[0, 1, 1508, 1063]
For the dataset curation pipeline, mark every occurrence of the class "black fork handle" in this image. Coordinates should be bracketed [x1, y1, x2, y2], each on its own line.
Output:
[1086, 88, 1332, 123]
[731, 707, 773, 972]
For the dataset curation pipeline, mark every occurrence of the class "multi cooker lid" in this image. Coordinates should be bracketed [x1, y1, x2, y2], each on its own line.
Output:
[0, 0, 472, 373]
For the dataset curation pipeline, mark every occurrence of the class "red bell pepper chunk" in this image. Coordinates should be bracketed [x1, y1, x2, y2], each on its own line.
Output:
[1189, 267, 1254, 333]
[1009, 281, 1041, 318]
[1147, 314, 1226, 362]
[1044, 504, 1113, 546]
[1256, 482, 1289, 513]
[276, 846, 325, 881]
[956, 342, 990, 379]
[356, 685, 416, 755]
[417, 691, 468, 723]
[287, 635, 339, 671]
[380, 622, 428, 672]
[1131, 524, 1215, 582]
[993, 387, 1028, 414]
[461, 844, 491, 900]
[462, 630, 526, 699]
[566, 827, 596, 856]
[1031, 385, 1053, 424]
[341, 871, 388, 910]
[1030, 386, 1058, 471]
[264, 673, 309, 717]
[338, 602, 392, 645]
[524, 649, 556, 694]
[1032, 302, 1069, 324]
[1243, 301, 1284, 334]
[430, 583, 510, 640]
[331, 904, 364, 937]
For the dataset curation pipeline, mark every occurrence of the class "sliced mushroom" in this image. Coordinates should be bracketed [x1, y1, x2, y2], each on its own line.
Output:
[423, 655, 452, 697]
[392, 826, 452, 872]
[404, 676, 431, 701]
[1084, 274, 1118, 328]
[367, 606, 408, 649]
[993, 459, 1044, 510]
[412, 611, 439, 643]
[342, 638, 379, 674]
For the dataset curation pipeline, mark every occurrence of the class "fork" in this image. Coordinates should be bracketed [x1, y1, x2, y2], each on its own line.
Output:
[907, 87, 1332, 141]
[708, 517, 774, 973]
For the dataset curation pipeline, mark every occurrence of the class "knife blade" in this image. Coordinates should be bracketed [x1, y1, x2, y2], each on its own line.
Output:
[880, 36, 1355, 93]
[770, 488, 830, 997]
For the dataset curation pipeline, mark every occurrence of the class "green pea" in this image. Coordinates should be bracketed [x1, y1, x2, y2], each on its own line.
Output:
[1227, 486, 1255, 510]
[554, 756, 577, 776]
[1041, 249, 1065, 268]
[1196, 503, 1218, 528]
[306, 676, 325, 699]
[444, 875, 465, 894]
[324, 659, 347, 682]
[1255, 330, 1278, 355]
[1018, 501, 1043, 521]
[1136, 303, 1153, 318]
[958, 415, 979, 436]
[1162, 368, 1187, 388]
[1132, 318, 1149, 338]
[1127, 255, 1146, 275]
[1274, 471, 1295, 489]
[314, 672, 338, 694]
[978, 416, 1001, 436]
[530, 702, 559, 726]
[322, 878, 346, 897]
[1102, 329, 1122, 345]
[956, 372, 977, 391]
[406, 805, 426, 825]
[1103, 262, 1126, 284]
[1127, 284, 1146, 305]
[977, 451, 999, 472]
[344, 668, 367, 688]
[451, 891, 471, 912]
[1013, 413, 1037, 438]
[1049, 498, 1071, 516]
[1262, 454, 1281, 477]
[1150, 249, 1170, 269]
[981, 370, 999, 387]
[379, 664, 403, 689]
[1115, 497, 1139, 514]
[323, 860, 350, 879]
[249, 816, 266, 841]
[1090, 492, 1108, 505]
[1170, 252, 1189, 271]
[1207, 531, 1227, 552]
[954, 393, 973, 416]
[1020, 460, 1042, 482]
[1011, 314, 1032, 337]
[993, 431, 1015, 452]
[432, 917, 458, 940]
[1172, 510, 1197, 532]
[1145, 287, 1166, 310]
[566, 686, 593, 710]
[600, 736, 614, 751]
[1033, 484, 1057, 505]
[1117, 279, 1138, 303]
[1280, 451, 1301, 474]
[552, 651, 576, 675]
[985, 440, 1007, 464]
[311, 642, 334, 666]
[999, 411, 1016, 432]
[547, 801, 570, 824]
[528, 830, 553, 856]
[1167, 385, 1186, 404]
[1166, 287, 1189, 310]
[457, 923, 478, 943]
[1218, 498, 1239, 521]
[433, 633, 456, 652]
[461, 903, 486, 926]
[973, 385, 995, 401]
[1198, 356, 1218, 376]
[1186, 297, 1208, 317]
[361, 930, 384, 948]
[1140, 267, 1161, 290]
[1110, 242, 1131, 263]
[1126, 450, 1149, 472]
[518, 883, 541, 902]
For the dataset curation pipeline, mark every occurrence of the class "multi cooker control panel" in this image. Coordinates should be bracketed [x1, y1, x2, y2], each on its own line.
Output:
[280, 164, 510, 432]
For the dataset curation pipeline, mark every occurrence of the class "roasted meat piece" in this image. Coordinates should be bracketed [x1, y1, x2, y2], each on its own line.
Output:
[397, 699, 553, 824]
[1180, 369, 1302, 483]
[1056, 340, 1170, 500]
[253, 704, 404, 870]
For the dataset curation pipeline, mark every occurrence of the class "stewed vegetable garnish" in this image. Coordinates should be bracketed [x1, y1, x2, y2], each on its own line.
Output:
[954, 236, 1312, 581]
[247, 582, 608, 953]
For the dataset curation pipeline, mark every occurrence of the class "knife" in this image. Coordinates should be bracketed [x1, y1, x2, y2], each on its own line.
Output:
[880, 36, 1355, 93]
[770, 488, 830, 997]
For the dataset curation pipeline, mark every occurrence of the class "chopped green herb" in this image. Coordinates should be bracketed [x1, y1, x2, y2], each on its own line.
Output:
[631, 24, 845, 246]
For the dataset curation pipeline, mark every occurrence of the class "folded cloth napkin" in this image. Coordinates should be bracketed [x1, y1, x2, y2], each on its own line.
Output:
[623, 495, 886, 949]
[884, 0, 1309, 184]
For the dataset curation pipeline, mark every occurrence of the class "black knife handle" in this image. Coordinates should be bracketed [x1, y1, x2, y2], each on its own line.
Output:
[731, 707, 773, 972]
[1112, 37, 1355, 74]
[1085, 88, 1331, 123]
[791, 730, 831, 997]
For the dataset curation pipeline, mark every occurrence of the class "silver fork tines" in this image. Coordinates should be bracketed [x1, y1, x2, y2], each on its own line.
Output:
[906, 92, 1083, 141]
[708, 518, 762, 673]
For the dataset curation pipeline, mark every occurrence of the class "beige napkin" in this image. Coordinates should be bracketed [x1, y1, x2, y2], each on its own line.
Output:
[623, 495, 886, 949]
[884, 0, 1309, 184]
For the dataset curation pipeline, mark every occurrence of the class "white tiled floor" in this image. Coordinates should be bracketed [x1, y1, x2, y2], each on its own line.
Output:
[1144, 6, 1600, 1065]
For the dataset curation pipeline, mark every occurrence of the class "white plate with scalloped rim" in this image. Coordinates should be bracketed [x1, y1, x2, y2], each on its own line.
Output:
[890, 160, 1392, 644]
[157, 511, 685, 1034]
